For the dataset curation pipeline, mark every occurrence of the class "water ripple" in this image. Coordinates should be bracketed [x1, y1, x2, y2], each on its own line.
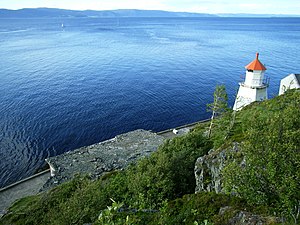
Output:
[0, 17, 300, 187]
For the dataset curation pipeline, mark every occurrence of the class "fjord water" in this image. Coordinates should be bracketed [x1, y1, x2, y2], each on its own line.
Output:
[0, 17, 300, 187]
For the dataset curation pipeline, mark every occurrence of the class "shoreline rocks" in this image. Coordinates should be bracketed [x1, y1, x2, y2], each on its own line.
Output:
[42, 129, 165, 191]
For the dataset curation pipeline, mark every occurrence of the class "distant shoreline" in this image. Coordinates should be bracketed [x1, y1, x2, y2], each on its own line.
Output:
[0, 8, 299, 19]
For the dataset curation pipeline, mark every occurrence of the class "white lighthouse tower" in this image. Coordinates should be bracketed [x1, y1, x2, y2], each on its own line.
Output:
[233, 53, 269, 110]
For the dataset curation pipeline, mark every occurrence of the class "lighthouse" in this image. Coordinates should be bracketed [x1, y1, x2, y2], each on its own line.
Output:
[233, 53, 269, 110]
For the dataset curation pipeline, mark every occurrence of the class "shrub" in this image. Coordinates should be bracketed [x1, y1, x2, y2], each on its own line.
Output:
[124, 131, 212, 209]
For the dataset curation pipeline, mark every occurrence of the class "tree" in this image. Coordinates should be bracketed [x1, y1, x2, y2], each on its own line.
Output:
[207, 85, 229, 138]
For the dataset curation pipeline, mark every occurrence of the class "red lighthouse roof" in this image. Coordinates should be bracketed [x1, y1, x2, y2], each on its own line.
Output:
[245, 53, 267, 71]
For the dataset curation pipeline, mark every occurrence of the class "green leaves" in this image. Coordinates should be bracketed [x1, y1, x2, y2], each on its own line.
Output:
[207, 84, 229, 115]
[124, 131, 212, 209]
[206, 84, 232, 143]
[222, 90, 300, 221]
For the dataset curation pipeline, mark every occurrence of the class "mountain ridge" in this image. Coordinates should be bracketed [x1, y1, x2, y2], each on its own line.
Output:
[0, 8, 216, 18]
[1, 8, 298, 18]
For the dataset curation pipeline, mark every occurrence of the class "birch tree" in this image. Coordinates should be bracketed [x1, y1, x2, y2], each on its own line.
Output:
[207, 85, 229, 138]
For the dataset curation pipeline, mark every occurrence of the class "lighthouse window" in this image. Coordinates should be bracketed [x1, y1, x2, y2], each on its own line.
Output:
[247, 69, 253, 72]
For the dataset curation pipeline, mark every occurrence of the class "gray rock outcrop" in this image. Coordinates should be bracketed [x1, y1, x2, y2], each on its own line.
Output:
[194, 142, 240, 193]
[195, 145, 282, 224]
[42, 129, 165, 191]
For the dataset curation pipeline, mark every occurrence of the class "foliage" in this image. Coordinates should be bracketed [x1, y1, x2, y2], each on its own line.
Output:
[0, 176, 113, 225]
[207, 84, 230, 138]
[95, 192, 273, 225]
[209, 111, 233, 148]
[158, 192, 278, 225]
[97, 199, 125, 225]
[1, 129, 211, 225]
[124, 131, 212, 209]
[158, 192, 237, 225]
[222, 90, 300, 222]
[95, 199, 157, 225]
[2, 90, 299, 225]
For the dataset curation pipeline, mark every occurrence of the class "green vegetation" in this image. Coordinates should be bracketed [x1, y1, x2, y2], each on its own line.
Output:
[207, 84, 229, 138]
[95, 192, 274, 225]
[1, 89, 299, 225]
[1, 128, 212, 225]
[124, 131, 212, 209]
[222, 89, 300, 223]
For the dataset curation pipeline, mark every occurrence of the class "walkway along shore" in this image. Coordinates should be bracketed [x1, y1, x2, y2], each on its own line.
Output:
[0, 118, 209, 216]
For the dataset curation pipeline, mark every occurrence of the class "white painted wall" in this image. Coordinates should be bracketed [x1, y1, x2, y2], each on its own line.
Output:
[244, 70, 265, 87]
[279, 74, 300, 95]
[233, 85, 267, 110]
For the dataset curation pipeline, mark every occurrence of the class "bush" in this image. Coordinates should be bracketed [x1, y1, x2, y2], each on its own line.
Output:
[1, 176, 115, 225]
[124, 131, 212, 209]
[93, 192, 274, 225]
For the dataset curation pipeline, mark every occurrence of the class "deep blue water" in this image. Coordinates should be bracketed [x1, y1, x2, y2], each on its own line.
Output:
[0, 17, 299, 187]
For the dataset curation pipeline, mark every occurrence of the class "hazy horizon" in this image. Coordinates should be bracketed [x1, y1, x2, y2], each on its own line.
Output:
[0, 0, 299, 15]
[0, 7, 299, 16]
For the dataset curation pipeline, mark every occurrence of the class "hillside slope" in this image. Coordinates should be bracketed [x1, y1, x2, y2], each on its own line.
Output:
[1, 89, 299, 225]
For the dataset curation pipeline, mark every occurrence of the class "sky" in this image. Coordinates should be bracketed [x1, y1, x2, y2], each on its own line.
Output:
[0, 0, 300, 15]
